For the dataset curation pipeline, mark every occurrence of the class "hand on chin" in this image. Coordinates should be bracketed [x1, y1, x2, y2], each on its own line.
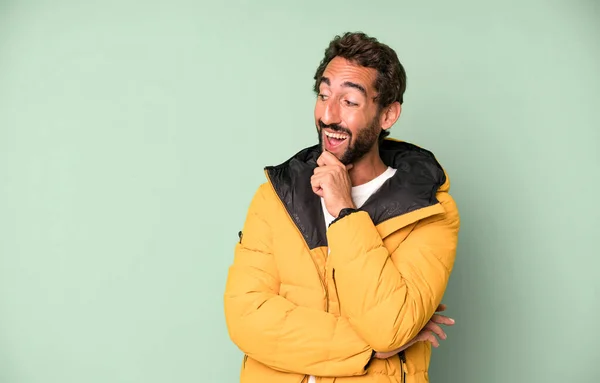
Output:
[310, 150, 355, 218]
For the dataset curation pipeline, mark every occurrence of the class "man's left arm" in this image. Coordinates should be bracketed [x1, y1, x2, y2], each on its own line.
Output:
[326, 192, 460, 353]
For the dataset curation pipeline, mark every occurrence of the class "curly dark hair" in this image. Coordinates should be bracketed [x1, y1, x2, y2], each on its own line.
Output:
[313, 32, 407, 141]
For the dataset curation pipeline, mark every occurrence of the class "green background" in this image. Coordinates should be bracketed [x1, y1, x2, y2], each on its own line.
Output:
[1, 1, 598, 382]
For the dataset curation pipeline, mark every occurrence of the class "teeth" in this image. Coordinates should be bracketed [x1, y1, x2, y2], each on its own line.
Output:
[324, 131, 348, 140]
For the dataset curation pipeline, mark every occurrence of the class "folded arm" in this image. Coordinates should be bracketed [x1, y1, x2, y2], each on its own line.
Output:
[327, 193, 460, 352]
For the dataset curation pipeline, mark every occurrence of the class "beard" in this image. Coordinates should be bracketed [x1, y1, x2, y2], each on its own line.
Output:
[317, 118, 380, 165]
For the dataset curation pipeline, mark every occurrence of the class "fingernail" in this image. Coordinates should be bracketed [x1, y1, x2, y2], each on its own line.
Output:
[450, 318, 455, 324]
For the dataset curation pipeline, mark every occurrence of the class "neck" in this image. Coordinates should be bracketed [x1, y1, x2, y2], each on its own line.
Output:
[347, 147, 388, 186]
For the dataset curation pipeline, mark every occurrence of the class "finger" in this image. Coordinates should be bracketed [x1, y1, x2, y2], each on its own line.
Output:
[311, 174, 330, 191]
[317, 151, 337, 166]
[424, 322, 447, 340]
[421, 332, 440, 348]
[311, 173, 325, 184]
[310, 175, 324, 195]
[424, 322, 446, 339]
[430, 314, 455, 325]
[319, 151, 343, 167]
[427, 333, 440, 348]
[314, 166, 346, 177]
[311, 184, 324, 197]
[313, 166, 331, 175]
[435, 303, 447, 312]
[317, 154, 326, 167]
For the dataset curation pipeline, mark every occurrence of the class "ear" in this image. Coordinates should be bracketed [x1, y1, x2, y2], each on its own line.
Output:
[379, 102, 402, 130]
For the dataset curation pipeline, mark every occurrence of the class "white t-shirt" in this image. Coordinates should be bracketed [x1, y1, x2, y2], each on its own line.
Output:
[309, 166, 396, 383]
[320, 166, 397, 227]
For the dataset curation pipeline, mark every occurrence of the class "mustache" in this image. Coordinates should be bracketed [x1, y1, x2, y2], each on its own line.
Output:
[318, 120, 352, 136]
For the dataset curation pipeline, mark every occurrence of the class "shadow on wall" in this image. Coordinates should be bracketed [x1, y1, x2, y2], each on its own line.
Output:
[428, 200, 496, 382]
[423, 115, 529, 382]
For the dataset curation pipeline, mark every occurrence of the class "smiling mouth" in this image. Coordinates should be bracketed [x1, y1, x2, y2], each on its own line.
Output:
[323, 130, 349, 150]
[324, 130, 349, 140]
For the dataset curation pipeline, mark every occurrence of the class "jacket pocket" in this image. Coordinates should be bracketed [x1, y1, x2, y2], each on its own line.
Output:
[331, 269, 342, 311]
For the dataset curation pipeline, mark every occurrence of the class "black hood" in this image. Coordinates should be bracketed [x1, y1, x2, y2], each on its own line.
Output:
[265, 139, 447, 250]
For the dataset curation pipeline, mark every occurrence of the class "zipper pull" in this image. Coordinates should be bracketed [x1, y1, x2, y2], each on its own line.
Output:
[399, 351, 408, 381]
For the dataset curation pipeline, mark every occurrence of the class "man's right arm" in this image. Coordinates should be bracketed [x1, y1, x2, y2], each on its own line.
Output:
[223, 184, 373, 378]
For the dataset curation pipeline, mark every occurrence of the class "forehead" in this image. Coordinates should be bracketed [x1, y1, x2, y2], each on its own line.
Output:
[321, 56, 378, 93]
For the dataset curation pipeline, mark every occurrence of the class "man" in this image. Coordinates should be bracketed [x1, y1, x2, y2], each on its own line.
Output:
[224, 32, 460, 383]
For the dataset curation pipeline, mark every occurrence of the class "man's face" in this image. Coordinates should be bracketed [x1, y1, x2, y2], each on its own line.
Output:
[315, 56, 381, 165]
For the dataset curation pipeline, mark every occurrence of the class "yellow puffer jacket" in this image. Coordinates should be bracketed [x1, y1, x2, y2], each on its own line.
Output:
[224, 139, 460, 383]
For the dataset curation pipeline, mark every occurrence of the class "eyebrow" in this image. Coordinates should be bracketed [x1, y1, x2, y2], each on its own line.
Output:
[341, 81, 367, 97]
[319, 76, 368, 97]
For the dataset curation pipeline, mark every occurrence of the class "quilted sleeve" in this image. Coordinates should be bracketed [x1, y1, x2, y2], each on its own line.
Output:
[326, 191, 460, 352]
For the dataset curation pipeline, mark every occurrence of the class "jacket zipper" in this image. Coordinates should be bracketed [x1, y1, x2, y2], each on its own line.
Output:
[399, 351, 407, 383]
[264, 170, 330, 311]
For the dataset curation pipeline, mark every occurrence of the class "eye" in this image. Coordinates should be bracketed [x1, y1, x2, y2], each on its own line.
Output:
[343, 99, 358, 107]
[318, 93, 329, 101]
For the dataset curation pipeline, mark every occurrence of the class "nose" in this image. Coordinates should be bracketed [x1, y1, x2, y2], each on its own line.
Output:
[321, 99, 341, 126]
